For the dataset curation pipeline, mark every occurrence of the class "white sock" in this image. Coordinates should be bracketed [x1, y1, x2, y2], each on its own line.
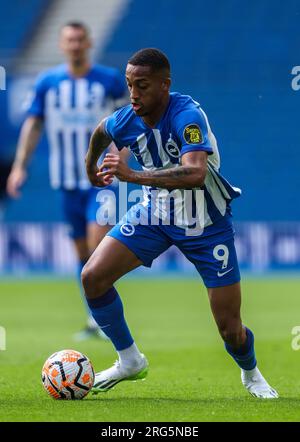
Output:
[117, 343, 143, 369]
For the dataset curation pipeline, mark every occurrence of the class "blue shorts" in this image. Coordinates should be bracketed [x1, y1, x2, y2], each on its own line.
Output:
[108, 206, 240, 288]
[61, 185, 118, 239]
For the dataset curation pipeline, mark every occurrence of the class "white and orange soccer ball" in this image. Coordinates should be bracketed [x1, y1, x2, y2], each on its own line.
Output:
[42, 349, 95, 399]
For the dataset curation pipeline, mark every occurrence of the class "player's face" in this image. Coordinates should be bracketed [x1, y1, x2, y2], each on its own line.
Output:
[60, 26, 91, 65]
[126, 64, 170, 117]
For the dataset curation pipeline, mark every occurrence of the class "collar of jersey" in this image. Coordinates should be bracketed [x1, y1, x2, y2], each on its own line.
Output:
[138, 94, 172, 131]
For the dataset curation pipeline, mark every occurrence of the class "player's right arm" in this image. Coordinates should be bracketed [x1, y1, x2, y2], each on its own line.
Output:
[86, 118, 115, 187]
[6, 116, 43, 198]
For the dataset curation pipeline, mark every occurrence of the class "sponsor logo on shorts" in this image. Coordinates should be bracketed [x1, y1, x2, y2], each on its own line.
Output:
[120, 223, 135, 236]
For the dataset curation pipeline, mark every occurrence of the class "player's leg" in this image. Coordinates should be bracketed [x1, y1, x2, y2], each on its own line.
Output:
[61, 189, 102, 340]
[72, 235, 109, 340]
[176, 222, 278, 399]
[85, 185, 115, 253]
[81, 235, 147, 392]
[208, 282, 278, 398]
[207, 281, 246, 349]
[85, 221, 111, 336]
[81, 217, 171, 393]
[81, 187, 117, 340]
[86, 222, 110, 252]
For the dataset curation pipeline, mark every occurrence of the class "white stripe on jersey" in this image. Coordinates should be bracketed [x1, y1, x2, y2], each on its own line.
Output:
[46, 89, 60, 189]
[76, 127, 89, 189]
[204, 170, 227, 216]
[44, 77, 115, 190]
[90, 82, 106, 114]
[207, 163, 231, 199]
[59, 80, 72, 110]
[199, 107, 220, 170]
[48, 128, 60, 190]
[62, 127, 76, 189]
[203, 195, 213, 227]
[75, 79, 89, 109]
[58, 81, 76, 189]
[75, 80, 90, 187]
[138, 129, 182, 219]
[137, 133, 155, 169]
[152, 129, 173, 168]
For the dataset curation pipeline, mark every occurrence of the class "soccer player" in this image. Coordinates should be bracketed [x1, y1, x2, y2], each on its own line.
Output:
[6, 22, 127, 340]
[82, 48, 278, 398]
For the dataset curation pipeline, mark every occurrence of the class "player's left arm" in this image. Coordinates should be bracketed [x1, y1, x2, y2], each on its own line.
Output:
[98, 106, 212, 189]
[98, 150, 208, 189]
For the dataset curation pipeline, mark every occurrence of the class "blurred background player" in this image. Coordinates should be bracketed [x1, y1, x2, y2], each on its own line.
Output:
[6, 21, 127, 340]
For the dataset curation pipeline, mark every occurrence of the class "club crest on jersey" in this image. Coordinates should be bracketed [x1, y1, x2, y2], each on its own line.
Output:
[120, 223, 135, 236]
[183, 124, 203, 144]
[165, 134, 180, 158]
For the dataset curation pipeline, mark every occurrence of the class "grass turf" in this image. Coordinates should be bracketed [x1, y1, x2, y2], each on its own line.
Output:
[0, 278, 300, 422]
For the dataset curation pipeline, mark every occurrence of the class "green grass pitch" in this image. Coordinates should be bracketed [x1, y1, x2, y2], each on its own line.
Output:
[0, 277, 300, 422]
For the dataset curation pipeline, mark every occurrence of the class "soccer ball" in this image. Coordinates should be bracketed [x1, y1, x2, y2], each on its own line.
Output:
[42, 349, 95, 400]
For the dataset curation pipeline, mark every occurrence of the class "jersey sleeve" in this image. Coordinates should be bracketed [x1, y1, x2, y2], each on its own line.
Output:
[104, 112, 125, 150]
[26, 73, 49, 119]
[174, 108, 214, 156]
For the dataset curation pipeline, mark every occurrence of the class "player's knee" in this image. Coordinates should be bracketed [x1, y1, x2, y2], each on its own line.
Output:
[219, 323, 243, 348]
[81, 264, 93, 296]
[81, 263, 107, 298]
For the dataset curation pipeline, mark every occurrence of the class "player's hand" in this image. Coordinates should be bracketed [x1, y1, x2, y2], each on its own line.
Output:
[86, 164, 114, 187]
[6, 166, 27, 199]
[97, 153, 134, 182]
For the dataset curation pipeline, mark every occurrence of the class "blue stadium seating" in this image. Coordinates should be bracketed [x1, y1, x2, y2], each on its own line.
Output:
[0, 0, 51, 66]
[3, 0, 300, 222]
[101, 0, 300, 221]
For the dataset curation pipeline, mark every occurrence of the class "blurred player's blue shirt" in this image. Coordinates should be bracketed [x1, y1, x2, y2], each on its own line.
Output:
[105, 92, 241, 229]
[27, 63, 127, 190]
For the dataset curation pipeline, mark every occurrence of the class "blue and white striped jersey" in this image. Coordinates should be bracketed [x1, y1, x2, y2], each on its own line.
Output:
[105, 92, 241, 228]
[27, 63, 127, 190]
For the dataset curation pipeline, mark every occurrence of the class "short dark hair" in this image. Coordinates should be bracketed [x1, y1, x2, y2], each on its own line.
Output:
[128, 48, 170, 75]
[61, 21, 90, 36]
